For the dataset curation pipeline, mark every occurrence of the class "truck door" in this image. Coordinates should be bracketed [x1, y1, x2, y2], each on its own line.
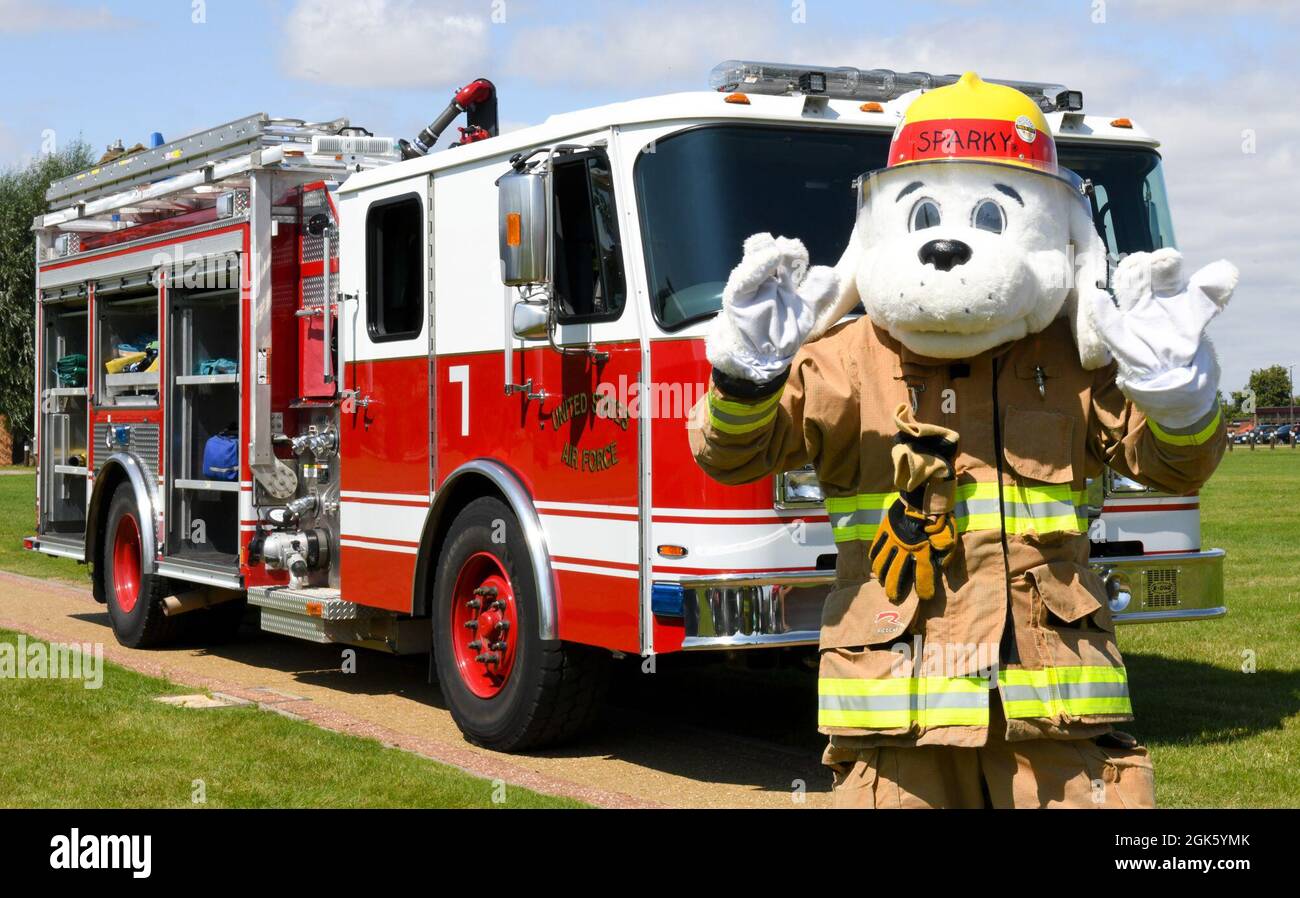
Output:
[337, 180, 431, 612]
[524, 148, 642, 652]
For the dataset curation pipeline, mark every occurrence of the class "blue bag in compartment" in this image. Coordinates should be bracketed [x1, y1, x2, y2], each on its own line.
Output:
[201, 429, 239, 481]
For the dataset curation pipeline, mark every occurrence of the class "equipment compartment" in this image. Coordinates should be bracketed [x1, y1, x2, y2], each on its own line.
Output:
[39, 291, 91, 534]
[166, 284, 242, 566]
[95, 278, 160, 407]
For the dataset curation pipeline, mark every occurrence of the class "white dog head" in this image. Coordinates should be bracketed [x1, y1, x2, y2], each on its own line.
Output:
[811, 77, 1113, 369]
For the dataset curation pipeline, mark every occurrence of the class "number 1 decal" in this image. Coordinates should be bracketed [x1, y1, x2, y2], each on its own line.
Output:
[449, 365, 470, 436]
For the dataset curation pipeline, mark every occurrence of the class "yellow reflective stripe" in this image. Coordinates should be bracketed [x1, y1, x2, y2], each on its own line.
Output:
[707, 407, 777, 434]
[708, 390, 782, 417]
[1000, 666, 1128, 686]
[706, 388, 783, 434]
[825, 492, 894, 543]
[824, 482, 1088, 543]
[1003, 513, 1087, 534]
[818, 707, 989, 728]
[820, 676, 988, 696]
[999, 666, 1132, 719]
[1148, 407, 1222, 446]
[818, 675, 990, 729]
[1002, 696, 1133, 718]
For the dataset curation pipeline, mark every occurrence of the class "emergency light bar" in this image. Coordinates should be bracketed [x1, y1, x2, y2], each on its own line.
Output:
[710, 60, 1083, 112]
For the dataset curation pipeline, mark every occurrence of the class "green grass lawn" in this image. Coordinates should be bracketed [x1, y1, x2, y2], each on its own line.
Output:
[0, 469, 86, 582]
[0, 628, 581, 808]
[1, 453, 1297, 807]
[0, 470, 581, 808]
[1120, 448, 1300, 807]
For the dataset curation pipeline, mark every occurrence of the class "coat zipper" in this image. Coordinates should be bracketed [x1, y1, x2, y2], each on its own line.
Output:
[990, 356, 1019, 667]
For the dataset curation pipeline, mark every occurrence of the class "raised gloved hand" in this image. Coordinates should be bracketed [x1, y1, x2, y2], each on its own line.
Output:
[869, 404, 960, 601]
[1090, 249, 1236, 429]
[706, 233, 840, 383]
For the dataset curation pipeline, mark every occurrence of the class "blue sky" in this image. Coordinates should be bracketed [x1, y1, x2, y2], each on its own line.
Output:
[2, 0, 1296, 397]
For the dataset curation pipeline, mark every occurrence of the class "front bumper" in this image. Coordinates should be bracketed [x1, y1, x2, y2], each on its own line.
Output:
[675, 548, 1226, 650]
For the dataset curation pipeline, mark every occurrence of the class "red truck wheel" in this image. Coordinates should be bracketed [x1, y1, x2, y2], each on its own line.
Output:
[103, 483, 178, 648]
[432, 496, 608, 751]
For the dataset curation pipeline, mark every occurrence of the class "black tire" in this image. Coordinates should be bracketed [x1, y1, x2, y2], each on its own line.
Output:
[432, 496, 608, 751]
[103, 482, 179, 648]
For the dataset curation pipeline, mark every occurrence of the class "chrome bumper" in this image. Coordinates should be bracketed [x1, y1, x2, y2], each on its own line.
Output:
[674, 548, 1226, 650]
[1096, 548, 1226, 624]
[678, 571, 831, 650]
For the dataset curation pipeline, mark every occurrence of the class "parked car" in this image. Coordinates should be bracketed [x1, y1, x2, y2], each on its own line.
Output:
[1272, 423, 1297, 444]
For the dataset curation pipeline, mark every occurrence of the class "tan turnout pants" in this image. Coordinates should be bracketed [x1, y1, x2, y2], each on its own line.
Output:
[823, 721, 1156, 809]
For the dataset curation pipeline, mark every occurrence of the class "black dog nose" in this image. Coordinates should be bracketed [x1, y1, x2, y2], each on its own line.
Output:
[918, 239, 973, 271]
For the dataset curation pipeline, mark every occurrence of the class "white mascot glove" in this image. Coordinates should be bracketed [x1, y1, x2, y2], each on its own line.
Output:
[1090, 248, 1237, 429]
[706, 232, 840, 383]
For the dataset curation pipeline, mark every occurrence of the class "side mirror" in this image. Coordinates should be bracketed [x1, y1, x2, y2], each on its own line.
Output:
[511, 301, 548, 340]
[498, 169, 548, 286]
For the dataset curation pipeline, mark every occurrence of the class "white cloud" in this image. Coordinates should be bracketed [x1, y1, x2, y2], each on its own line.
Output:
[503, 6, 780, 89]
[0, 0, 130, 32]
[1124, 0, 1299, 18]
[501, 4, 1293, 393]
[281, 0, 490, 88]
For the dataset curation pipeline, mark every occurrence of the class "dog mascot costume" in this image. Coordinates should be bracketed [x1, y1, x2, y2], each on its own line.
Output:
[690, 73, 1234, 808]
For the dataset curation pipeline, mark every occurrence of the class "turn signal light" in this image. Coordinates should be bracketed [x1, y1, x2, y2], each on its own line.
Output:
[657, 544, 688, 558]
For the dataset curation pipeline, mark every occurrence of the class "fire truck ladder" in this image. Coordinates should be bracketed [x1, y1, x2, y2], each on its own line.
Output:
[45, 114, 358, 211]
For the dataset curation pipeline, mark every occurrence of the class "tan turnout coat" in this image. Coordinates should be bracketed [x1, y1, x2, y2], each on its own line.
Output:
[690, 314, 1226, 749]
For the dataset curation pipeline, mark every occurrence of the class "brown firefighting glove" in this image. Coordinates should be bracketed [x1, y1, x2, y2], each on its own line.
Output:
[889, 403, 959, 513]
[868, 404, 960, 601]
[869, 501, 958, 600]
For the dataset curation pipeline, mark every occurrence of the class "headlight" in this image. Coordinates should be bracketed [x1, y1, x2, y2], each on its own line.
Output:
[775, 466, 824, 507]
[1102, 568, 1132, 613]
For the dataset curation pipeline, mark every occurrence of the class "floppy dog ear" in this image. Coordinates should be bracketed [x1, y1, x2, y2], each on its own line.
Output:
[1065, 199, 1113, 370]
[808, 217, 864, 341]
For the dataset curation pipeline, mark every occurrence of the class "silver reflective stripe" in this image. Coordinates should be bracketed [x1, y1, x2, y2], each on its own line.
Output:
[1000, 680, 1131, 704]
[829, 506, 888, 531]
[707, 405, 764, 427]
[953, 496, 1079, 520]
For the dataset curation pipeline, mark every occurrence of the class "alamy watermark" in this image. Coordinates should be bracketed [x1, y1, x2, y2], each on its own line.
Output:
[0, 635, 104, 689]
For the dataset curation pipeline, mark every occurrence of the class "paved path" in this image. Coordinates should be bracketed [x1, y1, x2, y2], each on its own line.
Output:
[0, 570, 831, 808]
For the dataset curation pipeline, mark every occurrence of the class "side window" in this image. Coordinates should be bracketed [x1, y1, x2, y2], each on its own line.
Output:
[365, 195, 424, 342]
[551, 152, 625, 323]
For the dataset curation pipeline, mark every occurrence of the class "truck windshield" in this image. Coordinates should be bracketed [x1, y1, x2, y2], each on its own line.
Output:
[634, 124, 1175, 331]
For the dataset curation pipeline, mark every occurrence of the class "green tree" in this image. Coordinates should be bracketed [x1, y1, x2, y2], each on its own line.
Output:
[0, 141, 93, 439]
[1245, 365, 1293, 410]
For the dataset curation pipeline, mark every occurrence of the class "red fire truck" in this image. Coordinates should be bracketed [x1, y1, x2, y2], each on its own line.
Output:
[27, 61, 1224, 750]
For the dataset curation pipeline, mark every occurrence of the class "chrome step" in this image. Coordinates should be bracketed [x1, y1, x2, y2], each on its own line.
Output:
[246, 586, 428, 654]
[247, 585, 364, 621]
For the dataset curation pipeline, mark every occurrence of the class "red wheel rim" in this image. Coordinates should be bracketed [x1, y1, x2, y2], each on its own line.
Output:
[112, 513, 142, 614]
[449, 552, 518, 698]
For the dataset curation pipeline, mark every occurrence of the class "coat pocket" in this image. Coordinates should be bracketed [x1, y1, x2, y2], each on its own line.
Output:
[1026, 560, 1114, 633]
[1003, 406, 1075, 484]
[819, 577, 920, 650]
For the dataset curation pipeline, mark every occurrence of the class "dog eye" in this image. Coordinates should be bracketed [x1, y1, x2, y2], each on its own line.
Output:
[909, 199, 940, 231]
[973, 200, 1005, 233]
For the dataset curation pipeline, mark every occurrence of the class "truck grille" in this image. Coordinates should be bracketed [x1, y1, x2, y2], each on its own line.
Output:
[1143, 568, 1180, 608]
